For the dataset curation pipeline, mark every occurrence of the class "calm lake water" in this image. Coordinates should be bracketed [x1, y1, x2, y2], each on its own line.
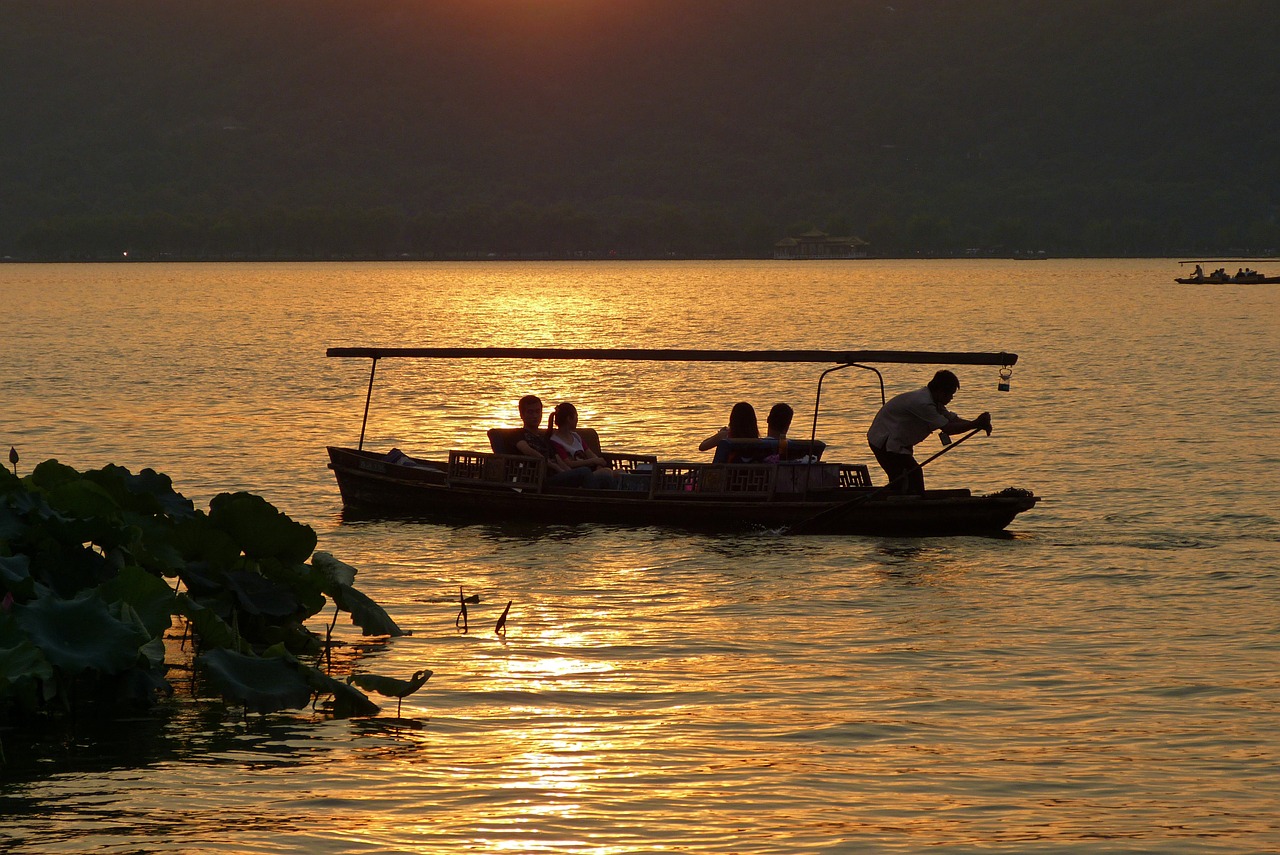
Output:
[1, 259, 1278, 853]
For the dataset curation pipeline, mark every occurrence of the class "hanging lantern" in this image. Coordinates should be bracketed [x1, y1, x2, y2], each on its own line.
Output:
[998, 366, 1013, 392]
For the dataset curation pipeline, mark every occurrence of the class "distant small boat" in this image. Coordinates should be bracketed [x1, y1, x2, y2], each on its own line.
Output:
[1175, 261, 1279, 284]
[1175, 274, 1279, 284]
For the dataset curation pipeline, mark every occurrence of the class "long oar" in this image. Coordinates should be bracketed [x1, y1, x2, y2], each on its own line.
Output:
[789, 427, 986, 534]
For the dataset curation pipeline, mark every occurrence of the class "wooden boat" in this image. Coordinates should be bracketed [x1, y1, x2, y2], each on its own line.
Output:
[1175, 260, 1280, 284]
[1175, 274, 1279, 284]
[326, 347, 1040, 536]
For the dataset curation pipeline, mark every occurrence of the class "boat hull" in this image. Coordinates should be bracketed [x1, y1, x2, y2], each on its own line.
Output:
[1175, 275, 1280, 284]
[328, 447, 1038, 537]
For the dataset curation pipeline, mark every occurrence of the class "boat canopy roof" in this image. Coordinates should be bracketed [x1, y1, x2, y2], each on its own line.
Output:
[327, 347, 1017, 366]
[1179, 258, 1277, 265]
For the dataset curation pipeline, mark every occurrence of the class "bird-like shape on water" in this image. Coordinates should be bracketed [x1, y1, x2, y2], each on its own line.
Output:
[348, 669, 433, 716]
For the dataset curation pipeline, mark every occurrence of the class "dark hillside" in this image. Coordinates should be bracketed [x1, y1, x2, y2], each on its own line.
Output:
[2, 0, 1277, 258]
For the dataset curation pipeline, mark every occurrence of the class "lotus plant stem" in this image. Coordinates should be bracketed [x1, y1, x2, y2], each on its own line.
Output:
[326, 602, 341, 665]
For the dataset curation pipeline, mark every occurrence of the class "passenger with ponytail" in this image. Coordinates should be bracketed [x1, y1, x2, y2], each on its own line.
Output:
[548, 402, 619, 488]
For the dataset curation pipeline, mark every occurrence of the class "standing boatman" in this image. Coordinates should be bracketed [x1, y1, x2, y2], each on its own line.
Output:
[866, 369, 992, 494]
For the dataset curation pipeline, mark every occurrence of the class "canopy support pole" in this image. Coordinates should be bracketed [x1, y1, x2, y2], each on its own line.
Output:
[810, 363, 884, 444]
[358, 357, 379, 451]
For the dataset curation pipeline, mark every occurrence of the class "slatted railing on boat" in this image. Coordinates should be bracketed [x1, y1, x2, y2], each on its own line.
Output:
[653, 462, 871, 498]
[443, 449, 872, 498]
[837, 465, 873, 488]
[448, 451, 546, 490]
[602, 452, 659, 472]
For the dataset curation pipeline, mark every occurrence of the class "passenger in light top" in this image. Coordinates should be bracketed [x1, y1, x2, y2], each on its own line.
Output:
[547, 401, 618, 488]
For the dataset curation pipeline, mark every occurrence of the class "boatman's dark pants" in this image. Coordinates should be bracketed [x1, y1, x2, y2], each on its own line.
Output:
[869, 443, 925, 495]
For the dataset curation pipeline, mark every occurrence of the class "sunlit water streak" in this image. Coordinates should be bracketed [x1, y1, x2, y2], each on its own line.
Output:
[1, 260, 1278, 853]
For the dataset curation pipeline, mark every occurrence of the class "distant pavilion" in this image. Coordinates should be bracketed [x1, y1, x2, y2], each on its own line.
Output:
[773, 229, 869, 259]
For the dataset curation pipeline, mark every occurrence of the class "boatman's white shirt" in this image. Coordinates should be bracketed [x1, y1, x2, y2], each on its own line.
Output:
[866, 387, 954, 455]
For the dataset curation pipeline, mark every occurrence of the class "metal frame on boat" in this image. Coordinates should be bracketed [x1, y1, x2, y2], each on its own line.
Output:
[326, 347, 1039, 536]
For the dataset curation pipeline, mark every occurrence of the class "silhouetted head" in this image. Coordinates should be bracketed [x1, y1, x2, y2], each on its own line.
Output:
[766, 403, 793, 438]
[550, 401, 578, 431]
[518, 395, 543, 429]
[728, 402, 759, 438]
[927, 370, 960, 405]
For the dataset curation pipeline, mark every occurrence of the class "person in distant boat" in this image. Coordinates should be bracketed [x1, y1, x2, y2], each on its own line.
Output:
[866, 370, 992, 495]
[1192, 264, 1204, 280]
[700, 401, 761, 462]
[547, 401, 619, 488]
[514, 395, 603, 488]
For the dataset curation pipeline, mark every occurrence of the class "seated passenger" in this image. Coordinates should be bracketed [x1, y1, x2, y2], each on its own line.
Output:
[763, 402, 794, 462]
[511, 395, 594, 488]
[699, 402, 761, 462]
[513, 395, 548, 455]
[547, 401, 619, 488]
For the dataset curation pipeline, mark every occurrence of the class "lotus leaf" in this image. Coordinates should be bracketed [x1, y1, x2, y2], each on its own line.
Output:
[138, 634, 166, 669]
[28, 459, 82, 491]
[98, 565, 176, 636]
[304, 666, 381, 717]
[260, 620, 324, 655]
[111, 513, 187, 576]
[257, 560, 326, 617]
[131, 468, 198, 520]
[28, 540, 114, 597]
[0, 611, 54, 693]
[3, 486, 56, 519]
[15, 590, 151, 675]
[348, 669, 432, 699]
[331, 584, 405, 637]
[116, 659, 172, 706]
[175, 594, 252, 653]
[0, 640, 54, 686]
[87, 464, 196, 520]
[46, 477, 120, 520]
[0, 642, 55, 707]
[348, 670, 431, 717]
[208, 492, 317, 563]
[43, 478, 126, 546]
[0, 554, 34, 599]
[178, 560, 232, 597]
[310, 551, 357, 589]
[197, 647, 314, 714]
[170, 515, 241, 571]
[112, 599, 150, 638]
[0, 502, 23, 540]
[226, 569, 300, 618]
